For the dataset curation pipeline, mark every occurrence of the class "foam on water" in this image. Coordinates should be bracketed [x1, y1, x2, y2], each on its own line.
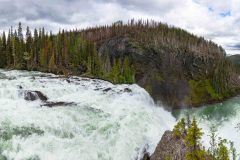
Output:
[0, 69, 176, 160]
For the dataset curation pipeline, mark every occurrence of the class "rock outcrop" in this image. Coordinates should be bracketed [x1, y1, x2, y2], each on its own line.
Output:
[150, 131, 187, 160]
[97, 36, 240, 108]
[24, 91, 48, 101]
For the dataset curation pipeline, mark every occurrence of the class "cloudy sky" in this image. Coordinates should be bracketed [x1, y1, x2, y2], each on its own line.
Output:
[0, 0, 239, 55]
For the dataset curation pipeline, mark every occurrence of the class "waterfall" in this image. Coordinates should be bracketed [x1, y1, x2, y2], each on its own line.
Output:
[0, 69, 176, 160]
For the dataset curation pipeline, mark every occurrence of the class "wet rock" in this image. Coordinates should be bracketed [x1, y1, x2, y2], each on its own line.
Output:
[103, 88, 112, 92]
[66, 79, 71, 83]
[150, 131, 187, 160]
[24, 91, 48, 101]
[17, 85, 23, 89]
[141, 152, 150, 160]
[41, 102, 75, 108]
[124, 88, 132, 93]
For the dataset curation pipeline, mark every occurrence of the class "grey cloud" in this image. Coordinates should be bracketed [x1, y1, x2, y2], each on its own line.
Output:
[101, 0, 180, 14]
[227, 44, 240, 50]
[0, 0, 239, 55]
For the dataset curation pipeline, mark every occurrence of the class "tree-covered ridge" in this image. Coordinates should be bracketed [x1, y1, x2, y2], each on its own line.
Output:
[80, 19, 226, 58]
[0, 20, 225, 78]
[0, 22, 135, 83]
[0, 20, 238, 107]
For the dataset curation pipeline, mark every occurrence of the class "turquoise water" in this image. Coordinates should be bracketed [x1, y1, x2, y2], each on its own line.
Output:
[1, 69, 239, 159]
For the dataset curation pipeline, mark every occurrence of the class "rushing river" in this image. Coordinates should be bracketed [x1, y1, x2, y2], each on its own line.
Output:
[0, 69, 239, 160]
[0, 69, 175, 160]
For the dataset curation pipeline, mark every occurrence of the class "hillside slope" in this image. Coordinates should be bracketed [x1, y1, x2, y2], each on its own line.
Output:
[0, 20, 240, 108]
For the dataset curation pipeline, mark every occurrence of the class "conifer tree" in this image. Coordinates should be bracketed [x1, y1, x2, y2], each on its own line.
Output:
[230, 141, 237, 160]
[122, 57, 135, 83]
[24, 26, 33, 69]
[216, 138, 230, 160]
[208, 125, 218, 159]
[185, 117, 204, 160]
[173, 118, 186, 138]
[6, 29, 13, 66]
[0, 31, 7, 67]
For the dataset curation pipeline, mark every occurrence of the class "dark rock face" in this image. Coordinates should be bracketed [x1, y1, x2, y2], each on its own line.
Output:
[97, 37, 240, 108]
[24, 91, 48, 101]
[141, 153, 150, 160]
[150, 131, 187, 160]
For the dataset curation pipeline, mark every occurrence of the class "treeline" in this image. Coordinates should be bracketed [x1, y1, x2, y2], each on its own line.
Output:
[80, 19, 226, 58]
[0, 20, 226, 84]
[0, 22, 135, 83]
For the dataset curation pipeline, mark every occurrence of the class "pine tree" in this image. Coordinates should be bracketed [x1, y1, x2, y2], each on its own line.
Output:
[208, 125, 218, 159]
[185, 117, 204, 160]
[173, 118, 186, 138]
[0, 31, 7, 67]
[6, 29, 13, 66]
[33, 28, 39, 66]
[216, 139, 230, 160]
[17, 22, 23, 41]
[230, 141, 237, 160]
[24, 26, 33, 69]
[122, 57, 135, 83]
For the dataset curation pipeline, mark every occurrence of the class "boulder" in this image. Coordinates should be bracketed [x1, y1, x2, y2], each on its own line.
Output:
[124, 88, 132, 93]
[150, 131, 187, 160]
[24, 91, 48, 101]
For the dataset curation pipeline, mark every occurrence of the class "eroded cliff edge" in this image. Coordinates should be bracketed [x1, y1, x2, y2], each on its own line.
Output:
[95, 36, 240, 108]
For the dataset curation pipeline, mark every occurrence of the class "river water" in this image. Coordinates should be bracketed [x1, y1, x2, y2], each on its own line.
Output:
[0, 69, 239, 160]
[0, 69, 175, 160]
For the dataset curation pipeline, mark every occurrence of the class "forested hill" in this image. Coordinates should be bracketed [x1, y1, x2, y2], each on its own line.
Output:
[0, 20, 239, 108]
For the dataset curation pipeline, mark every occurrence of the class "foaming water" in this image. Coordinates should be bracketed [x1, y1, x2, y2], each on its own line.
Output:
[0, 69, 175, 160]
[174, 97, 240, 155]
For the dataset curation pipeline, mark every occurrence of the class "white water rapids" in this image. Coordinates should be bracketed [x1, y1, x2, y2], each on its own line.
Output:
[0, 69, 176, 160]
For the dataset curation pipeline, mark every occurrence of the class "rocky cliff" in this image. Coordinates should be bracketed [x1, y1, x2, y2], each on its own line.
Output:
[94, 34, 240, 108]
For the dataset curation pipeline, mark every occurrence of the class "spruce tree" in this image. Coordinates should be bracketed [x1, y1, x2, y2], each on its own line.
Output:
[230, 141, 237, 160]
[216, 139, 230, 160]
[185, 117, 204, 160]
[173, 118, 186, 138]
[208, 125, 218, 159]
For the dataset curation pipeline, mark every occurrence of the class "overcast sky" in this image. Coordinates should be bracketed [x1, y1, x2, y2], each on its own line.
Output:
[0, 0, 239, 55]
